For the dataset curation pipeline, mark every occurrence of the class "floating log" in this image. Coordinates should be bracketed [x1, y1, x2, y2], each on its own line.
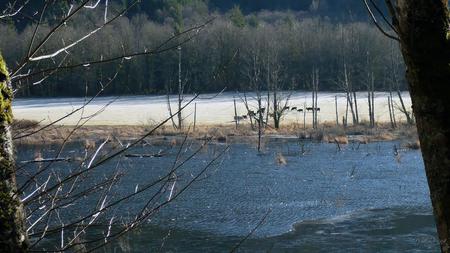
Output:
[125, 152, 165, 158]
[21, 157, 71, 163]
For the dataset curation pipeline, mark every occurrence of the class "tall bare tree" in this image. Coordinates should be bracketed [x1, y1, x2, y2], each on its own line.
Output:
[243, 30, 265, 152]
[263, 35, 291, 130]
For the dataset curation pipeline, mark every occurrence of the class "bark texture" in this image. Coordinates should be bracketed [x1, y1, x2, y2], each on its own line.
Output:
[395, 1, 450, 251]
[0, 53, 28, 252]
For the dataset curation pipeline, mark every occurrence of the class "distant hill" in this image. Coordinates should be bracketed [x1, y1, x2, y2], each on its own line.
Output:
[210, 0, 374, 18]
[1, 0, 386, 25]
[135, 0, 384, 21]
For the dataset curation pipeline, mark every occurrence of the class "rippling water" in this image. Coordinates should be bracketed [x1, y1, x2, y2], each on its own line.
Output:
[18, 138, 439, 252]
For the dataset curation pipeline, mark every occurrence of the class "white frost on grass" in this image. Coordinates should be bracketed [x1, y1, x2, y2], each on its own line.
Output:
[12, 92, 412, 126]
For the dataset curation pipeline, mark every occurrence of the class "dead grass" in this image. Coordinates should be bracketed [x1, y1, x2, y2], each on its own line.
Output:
[12, 119, 40, 131]
[13, 120, 418, 145]
[402, 140, 421, 150]
[276, 153, 287, 166]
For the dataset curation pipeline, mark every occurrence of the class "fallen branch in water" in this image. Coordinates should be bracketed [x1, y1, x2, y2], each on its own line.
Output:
[20, 157, 71, 164]
[125, 152, 165, 158]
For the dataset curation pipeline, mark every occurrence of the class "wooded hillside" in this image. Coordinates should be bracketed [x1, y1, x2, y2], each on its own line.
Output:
[0, 0, 407, 97]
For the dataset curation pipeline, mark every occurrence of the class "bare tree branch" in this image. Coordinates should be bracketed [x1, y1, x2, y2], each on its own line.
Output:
[362, 0, 399, 41]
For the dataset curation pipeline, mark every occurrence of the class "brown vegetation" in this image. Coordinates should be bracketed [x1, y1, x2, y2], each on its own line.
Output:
[276, 153, 287, 166]
[12, 119, 418, 146]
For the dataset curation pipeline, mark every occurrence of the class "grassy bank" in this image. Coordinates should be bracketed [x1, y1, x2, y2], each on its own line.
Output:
[12, 119, 419, 148]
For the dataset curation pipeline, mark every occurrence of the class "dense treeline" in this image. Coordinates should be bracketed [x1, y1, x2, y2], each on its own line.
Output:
[0, 1, 406, 97]
[1, 0, 384, 26]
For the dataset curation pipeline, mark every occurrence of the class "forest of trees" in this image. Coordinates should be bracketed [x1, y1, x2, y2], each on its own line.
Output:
[0, 0, 406, 97]
[2, 0, 385, 23]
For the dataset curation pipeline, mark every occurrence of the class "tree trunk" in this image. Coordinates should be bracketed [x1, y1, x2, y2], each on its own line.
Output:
[335, 95, 339, 126]
[243, 92, 254, 130]
[273, 90, 280, 129]
[257, 95, 262, 153]
[389, 89, 397, 128]
[193, 102, 197, 131]
[266, 59, 271, 128]
[388, 96, 395, 128]
[344, 64, 357, 125]
[368, 90, 372, 127]
[303, 102, 306, 130]
[315, 70, 319, 129]
[266, 91, 270, 128]
[344, 92, 349, 127]
[353, 91, 359, 124]
[395, 1, 450, 251]
[397, 90, 413, 124]
[233, 98, 238, 129]
[311, 76, 315, 129]
[371, 73, 375, 127]
[177, 46, 183, 130]
[347, 92, 356, 125]
[0, 54, 29, 252]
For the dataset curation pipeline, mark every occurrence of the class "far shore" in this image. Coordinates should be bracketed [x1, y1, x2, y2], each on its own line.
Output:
[12, 92, 417, 148]
[12, 120, 420, 150]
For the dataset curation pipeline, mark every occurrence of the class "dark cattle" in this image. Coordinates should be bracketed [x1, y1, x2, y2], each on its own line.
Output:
[291, 107, 297, 111]
[297, 109, 303, 112]
[306, 107, 320, 111]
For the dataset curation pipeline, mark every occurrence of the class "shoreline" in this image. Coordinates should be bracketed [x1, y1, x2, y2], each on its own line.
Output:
[12, 120, 419, 148]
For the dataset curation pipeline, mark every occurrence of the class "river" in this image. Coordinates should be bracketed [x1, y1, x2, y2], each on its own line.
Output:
[17, 137, 439, 252]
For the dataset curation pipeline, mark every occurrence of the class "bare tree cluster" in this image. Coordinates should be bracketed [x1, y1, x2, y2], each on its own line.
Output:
[0, 9, 409, 98]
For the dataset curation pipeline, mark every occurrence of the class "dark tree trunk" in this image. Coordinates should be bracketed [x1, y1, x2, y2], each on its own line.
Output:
[177, 46, 183, 130]
[368, 90, 373, 126]
[273, 90, 280, 129]
[394, 1, 450, 251]
[389, 89, 397, 128]
[0, 54, 29, 252]
[335, 95, 339, 126]
[257, 95, 263, 153]
[353, 91, 359, 124]
[388, 96, 395, 128]
[371, 75, 375, 127]
[397, 90, 413, 124]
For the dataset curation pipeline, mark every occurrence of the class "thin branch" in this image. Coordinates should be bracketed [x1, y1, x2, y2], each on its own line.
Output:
[368, 0, 398, 33]
[26, 2, 48, 57]
[384, 0, 399, 28]
[11, 0, 93, 76]
[0, 0, 29, 19]
[362, 0, 399, 41]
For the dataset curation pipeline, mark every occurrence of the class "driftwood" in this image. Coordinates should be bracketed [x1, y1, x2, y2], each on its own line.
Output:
[125, 152, 165, 158]
[21, 157, 71, 164]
